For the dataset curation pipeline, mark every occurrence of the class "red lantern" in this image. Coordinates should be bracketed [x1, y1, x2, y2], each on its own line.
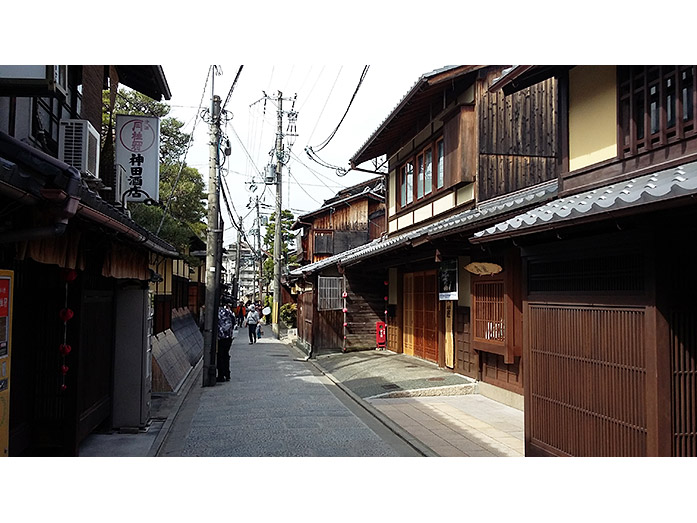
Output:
[342, 308, 347, 313]
[59, 308, 74, 322]
[343, 322, 348, 327]
[61, 365, 69, 375]
[60, 384, 68, 392]
[61, 268, 78, 282]
[59, 343, 72, 356]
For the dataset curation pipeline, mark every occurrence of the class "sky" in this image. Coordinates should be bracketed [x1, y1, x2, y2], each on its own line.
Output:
[163, 64, 439, 248]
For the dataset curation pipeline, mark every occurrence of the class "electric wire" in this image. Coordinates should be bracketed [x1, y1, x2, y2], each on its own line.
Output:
[312, 65, 369, 152]
[222, 65, 244, 112]
[306, 66, 343, 145]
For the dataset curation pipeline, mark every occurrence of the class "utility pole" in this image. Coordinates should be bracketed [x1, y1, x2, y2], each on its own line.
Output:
[255, 196, 264, 304]
[272, 91, 284, 337]
[202, 92, 222, 387]
[234, 227, 242, 301]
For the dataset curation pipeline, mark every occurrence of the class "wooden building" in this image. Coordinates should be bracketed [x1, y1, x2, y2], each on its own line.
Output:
[292, 176, 385, 265]
[292, 66, 559, 407]
[0, 65, 178, 456]
[472, 65, 697, 456]
[290, 177, 386, 354]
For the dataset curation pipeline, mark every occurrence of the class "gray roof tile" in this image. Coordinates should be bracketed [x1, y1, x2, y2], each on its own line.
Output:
[471, 161, 697, 242]
[290, 179, 558, 276]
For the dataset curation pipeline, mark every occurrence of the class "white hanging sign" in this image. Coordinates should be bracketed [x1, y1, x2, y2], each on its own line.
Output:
[115, 114, 160, 204]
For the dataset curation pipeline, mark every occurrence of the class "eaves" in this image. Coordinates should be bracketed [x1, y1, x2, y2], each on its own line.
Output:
[289, 179, 558, 276]
[470, 161, 697, 244]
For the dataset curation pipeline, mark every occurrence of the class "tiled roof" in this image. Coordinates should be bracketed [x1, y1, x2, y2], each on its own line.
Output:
[471, 161, 697, 243]
[289, 179, 558, 277]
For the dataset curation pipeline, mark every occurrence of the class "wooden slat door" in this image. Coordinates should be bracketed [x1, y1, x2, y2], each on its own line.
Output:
[403, 273, 414, 356]
[403, 270, 438, 363]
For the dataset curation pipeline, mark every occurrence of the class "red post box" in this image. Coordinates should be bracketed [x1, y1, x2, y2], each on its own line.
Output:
[376, 321, 386, 349]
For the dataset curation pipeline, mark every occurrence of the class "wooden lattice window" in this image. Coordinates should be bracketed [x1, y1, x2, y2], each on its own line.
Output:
[619, 65, 696, 157]
[473, 281, 505, 343]
[317, 276, 343, 311]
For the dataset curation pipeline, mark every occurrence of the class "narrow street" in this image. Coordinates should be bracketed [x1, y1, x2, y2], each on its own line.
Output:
[157, 330, 421, 457]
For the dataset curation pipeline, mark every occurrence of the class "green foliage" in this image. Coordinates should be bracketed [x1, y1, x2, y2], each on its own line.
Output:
[279, 303, 297, 328]
[262, 209, 297, 282]
[103, 89, 190, 165]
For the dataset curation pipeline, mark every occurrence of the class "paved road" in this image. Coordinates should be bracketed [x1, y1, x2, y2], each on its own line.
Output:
[157, 332, 421, 457]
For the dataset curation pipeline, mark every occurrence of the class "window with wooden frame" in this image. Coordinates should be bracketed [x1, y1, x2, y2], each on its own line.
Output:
[473, 280, 505, 344]
[399, 137, 444, 208]
[470, 249, 522, 364]
[313, 230, 334, 254]
[619, 65, 696, 158]
[400, 160, 414, 207]
[436, 139, 444, 189]
[317, 276, 344, 311]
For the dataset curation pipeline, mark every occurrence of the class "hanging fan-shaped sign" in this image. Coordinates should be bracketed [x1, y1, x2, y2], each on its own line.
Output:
[464, 262, 503, 276]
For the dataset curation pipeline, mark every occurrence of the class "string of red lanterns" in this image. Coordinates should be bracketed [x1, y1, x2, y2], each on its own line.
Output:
[59, 268, 77, 392]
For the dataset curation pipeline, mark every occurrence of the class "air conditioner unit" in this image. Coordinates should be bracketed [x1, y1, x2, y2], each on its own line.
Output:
[59, 119, 100, 179]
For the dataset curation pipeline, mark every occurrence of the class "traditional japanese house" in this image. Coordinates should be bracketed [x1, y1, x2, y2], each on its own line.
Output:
[0, 65, 180, 456]
[290, 176, 386, 354]
[292, 65, 560, 408]
[473, 65, 697, 456]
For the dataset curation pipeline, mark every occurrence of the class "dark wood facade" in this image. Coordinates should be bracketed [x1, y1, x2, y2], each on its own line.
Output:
[477, 71, 558, 202]
[296, 266, 387, 354]
[383, 67, 556, 395]
[293, 177, 385, 267]
[476, 64, 697, 456]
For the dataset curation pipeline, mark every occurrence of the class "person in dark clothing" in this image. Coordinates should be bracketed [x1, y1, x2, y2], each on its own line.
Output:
[216, 302, 235, 382]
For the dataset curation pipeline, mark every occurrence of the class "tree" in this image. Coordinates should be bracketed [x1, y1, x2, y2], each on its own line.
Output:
[103, 88, 207, 261]
[262, 209, 296, 284]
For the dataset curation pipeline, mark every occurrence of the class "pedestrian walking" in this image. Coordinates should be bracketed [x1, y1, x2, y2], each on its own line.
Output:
[245, 304, 260, 344]
[235, 301, 246, 328]
[216, 300, 235, 382]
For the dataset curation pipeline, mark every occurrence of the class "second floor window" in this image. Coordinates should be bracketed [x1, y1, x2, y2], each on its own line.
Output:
[619, 65, 696, 157]
[399, 137, 444, 209]
[400, 161, 414, 207]
[436, 139, 444, 189]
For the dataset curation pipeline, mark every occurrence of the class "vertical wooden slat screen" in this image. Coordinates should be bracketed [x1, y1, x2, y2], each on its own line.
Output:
[528, 304, 647, 456]
[671, 309, 697, 456]
[473, 281, 505, 342]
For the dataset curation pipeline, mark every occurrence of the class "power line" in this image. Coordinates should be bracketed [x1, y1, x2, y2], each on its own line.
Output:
[222, 65, 244, 111]
[312, 65, 369, 152]
[306, 66, 343, 145]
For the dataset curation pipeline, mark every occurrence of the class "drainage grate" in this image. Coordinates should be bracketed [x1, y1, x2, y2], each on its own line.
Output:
[381, 383, 401, 390]
[427, 377, 445, 382]
[268, 354, 288, 358]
